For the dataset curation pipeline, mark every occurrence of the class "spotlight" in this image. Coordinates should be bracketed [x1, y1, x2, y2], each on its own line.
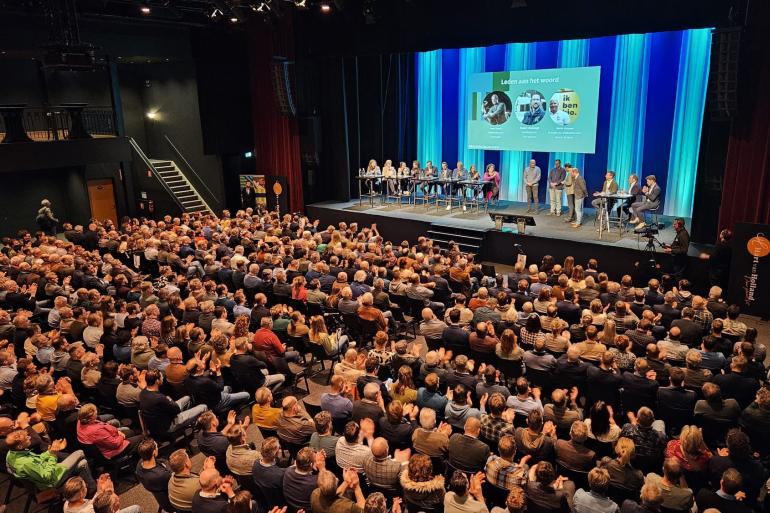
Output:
[251, 1, 271, 12]
[294, 0, 307, 7]
[140, 4, 151, 14]
[146, 111, 158, 119]
[230, 16, 238, 22]
[319, 1, 331, 13]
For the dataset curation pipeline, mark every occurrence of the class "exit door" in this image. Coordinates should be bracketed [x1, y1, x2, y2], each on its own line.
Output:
[87, 179, 118, 225]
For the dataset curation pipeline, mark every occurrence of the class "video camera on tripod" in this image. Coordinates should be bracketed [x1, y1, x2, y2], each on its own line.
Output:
[633, 225, 659, 238]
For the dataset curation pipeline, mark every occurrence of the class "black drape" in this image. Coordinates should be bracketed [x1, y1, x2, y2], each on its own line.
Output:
[295, 52, 416, 203]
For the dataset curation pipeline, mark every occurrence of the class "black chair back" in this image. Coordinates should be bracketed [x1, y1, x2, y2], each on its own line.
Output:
[408, 298, 425, 319]
[497, 358, 524, 383]
[694, 414, 737, 449]
[482, 480, 510, 508]
[657, 404, 694, 438]
[560, 465, 589, 490]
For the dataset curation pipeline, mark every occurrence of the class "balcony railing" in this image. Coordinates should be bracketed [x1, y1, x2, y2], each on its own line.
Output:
[0, 104, 117, 143]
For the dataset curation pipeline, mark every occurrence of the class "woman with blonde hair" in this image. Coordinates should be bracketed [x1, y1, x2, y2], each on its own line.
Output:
[382, 159, 398, 195]
[291, 275, 307, 301]
[584, 299, 607, 327]
[76, 403, 142, 459]
[308, 315, 348, 356]
[605, 437, 644, 494]
[598, 319, 617, 347]
[665, 425, 712, 471]
[568, 265, 586, 290]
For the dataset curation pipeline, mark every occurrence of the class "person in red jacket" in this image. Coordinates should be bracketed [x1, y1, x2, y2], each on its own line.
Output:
[76, 403, 143, 459]
[251, 317, 300, 365]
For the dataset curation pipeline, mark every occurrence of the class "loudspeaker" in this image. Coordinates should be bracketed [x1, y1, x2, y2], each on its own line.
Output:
[270, 57, 296, 116]
[708, 27, 741, 118]
[298, 115, 321, 165]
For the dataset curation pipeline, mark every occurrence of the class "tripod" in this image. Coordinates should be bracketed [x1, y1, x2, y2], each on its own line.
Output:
[641, 234, 664, 269]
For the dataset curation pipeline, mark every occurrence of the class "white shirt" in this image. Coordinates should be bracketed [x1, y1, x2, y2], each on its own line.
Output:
[550, 109, 571, 125]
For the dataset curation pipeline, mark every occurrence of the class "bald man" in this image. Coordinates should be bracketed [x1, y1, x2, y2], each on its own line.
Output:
[0, 413, 48, 462]
[447, 417, 491, 473]
[362, 437, 409, 488]
[191, 468, 236, 513]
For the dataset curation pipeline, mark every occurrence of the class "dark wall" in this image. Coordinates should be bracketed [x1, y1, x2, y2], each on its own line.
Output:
[118, 61, 225, 215]
[0, 14, 247, 220]
[295, 52, 416, 203]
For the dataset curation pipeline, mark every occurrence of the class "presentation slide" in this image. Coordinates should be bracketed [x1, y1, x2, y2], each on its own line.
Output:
[467, 66, 601, 153]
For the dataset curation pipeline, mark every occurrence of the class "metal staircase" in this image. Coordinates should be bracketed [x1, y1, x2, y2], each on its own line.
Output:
[150, 159, 211, 214]
[128, 137, 214, 215]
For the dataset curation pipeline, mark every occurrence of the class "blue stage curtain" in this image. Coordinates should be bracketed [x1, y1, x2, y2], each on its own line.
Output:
[606, 34, 650, 188]
[548, 39, 589, 182]
[416, 50, 443, 168]
[664, 28, 712, 218]
[457, 47, 486, 171]
[499, 43, 535, 201]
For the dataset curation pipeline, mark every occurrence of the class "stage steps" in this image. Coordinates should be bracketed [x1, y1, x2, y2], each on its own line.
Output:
[426, 224, 487, 255]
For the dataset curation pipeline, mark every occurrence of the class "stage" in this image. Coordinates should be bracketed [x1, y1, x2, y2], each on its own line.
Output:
[306, 198, 712, 289]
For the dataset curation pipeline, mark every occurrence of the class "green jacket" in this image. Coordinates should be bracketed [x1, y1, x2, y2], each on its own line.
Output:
[6, 450, 65, 490]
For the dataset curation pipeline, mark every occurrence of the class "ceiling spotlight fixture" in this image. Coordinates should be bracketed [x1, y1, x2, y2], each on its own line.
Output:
[140, 5, 151, 14]
[294, 0, 307, 7]
[319, 1, 331, 13]
[230, 16, 238, 22]
[251, 1, 271, 12]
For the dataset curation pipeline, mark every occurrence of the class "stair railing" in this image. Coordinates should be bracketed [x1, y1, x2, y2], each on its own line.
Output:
[163, 134, 220, 210]
[128, 137, 186, 212]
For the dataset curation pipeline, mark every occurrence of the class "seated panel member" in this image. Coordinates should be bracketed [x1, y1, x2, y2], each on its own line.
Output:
[382, 159, 397, 196]
[630, 175, 662, 228]
[421, 161, 437, 196]
[453, 161, 470, 210]
[619, 173, 641, 221]
[396, 161, 410, 195]
[591, 171, 619, 222]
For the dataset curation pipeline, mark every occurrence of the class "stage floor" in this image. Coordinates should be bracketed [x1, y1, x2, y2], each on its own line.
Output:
[310, 198, 703, 256]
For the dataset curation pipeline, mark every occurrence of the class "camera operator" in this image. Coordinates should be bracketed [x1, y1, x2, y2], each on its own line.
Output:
[664, 218, 690, 277]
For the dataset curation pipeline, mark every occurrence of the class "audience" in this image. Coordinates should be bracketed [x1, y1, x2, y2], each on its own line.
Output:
[0, 207, 764, 513]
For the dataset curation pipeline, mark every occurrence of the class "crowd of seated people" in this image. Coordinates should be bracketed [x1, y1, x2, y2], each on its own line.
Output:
[0, 207, 766, 513]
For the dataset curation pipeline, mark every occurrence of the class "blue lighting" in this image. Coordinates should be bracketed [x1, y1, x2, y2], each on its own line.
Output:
[499, 42, 535, 201]
[457, 47, 486, 172]
[415, 29, 711, 217]
[606, 33, 650, 187]
[416, 50, 443, 167]
[664, 28, 712, 218]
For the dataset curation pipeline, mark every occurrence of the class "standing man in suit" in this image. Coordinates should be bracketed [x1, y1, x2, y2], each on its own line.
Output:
[524, 159, 541, 214]
[241, 181, 256, 210]
[630, 175, 662, 229]
[591, 170, 619, 215]
[547, 159, 567, 216]
[570, 167, 588, 229]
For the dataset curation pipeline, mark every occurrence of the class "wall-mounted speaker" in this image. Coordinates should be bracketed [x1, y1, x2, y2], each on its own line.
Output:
[270, 57, 296, 116]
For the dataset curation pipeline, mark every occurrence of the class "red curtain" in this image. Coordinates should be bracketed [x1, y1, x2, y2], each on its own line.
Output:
[718, 1, 770, 230]
[248, 16, 304, 212]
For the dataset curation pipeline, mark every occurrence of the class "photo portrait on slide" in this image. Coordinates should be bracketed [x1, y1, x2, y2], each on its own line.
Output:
[515, 90, 546, 125]
[549, 89, 581, 125]
[481, 91, 512, 125]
